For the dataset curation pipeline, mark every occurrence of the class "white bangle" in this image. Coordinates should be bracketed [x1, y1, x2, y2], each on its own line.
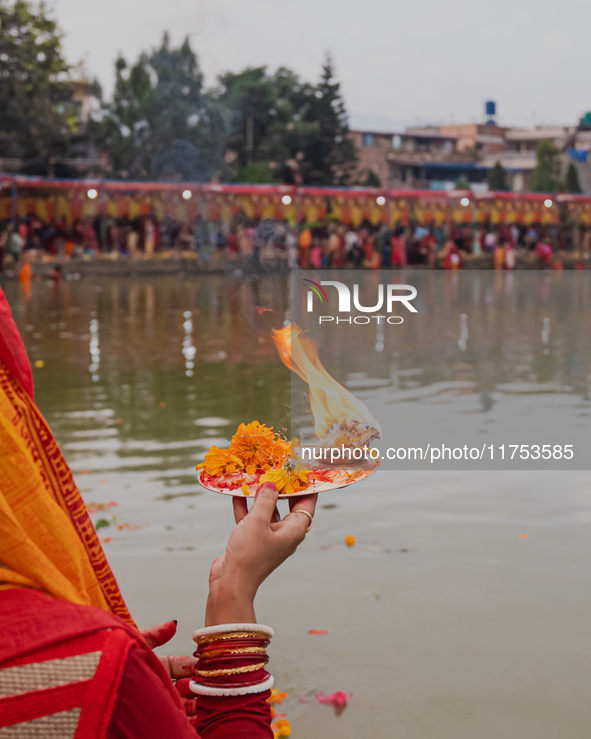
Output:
[189, 675, 274, 697]
[192, 623, 274, 643]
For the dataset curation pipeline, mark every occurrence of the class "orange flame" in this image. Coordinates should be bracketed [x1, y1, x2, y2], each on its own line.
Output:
[272, 324, 381, 439]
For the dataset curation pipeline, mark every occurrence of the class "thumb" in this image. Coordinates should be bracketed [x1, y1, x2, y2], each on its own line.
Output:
[141, 620, 177, 648]
[252, 482, 279, 521]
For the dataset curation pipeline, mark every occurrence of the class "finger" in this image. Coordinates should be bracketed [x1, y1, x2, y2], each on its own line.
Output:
[272, 505, 281, 524]
[281, 510, 311, 537]
[168, 655, 198, 679]
[141, 620, 177, 648]
[179, 696, 199, 716]
[233, 495, 248, 524]
[252, 482, 279, 521]
[287, 493, 318, 519]
[175, 678, 199, 701]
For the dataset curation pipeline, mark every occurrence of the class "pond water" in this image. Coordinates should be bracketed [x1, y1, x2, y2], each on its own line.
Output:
[4, 274, 591, 739]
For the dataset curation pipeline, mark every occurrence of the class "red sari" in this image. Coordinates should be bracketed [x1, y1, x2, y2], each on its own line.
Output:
[0, 288, 273, 738]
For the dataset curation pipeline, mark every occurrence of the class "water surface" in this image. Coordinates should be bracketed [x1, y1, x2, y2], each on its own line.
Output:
[4, 275, 591, 739]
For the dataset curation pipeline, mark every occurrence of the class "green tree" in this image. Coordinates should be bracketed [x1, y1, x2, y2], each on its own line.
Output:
[487, 161, 508, 190]
[90, 33, 226, 180]
[299, 53, 356, 185]
[214, 66, 320, 184]
[0, 0, 75, 174]
[565, 161, 582, 193]
[454, 175, 471, 189]
[531, 141, 562, 192]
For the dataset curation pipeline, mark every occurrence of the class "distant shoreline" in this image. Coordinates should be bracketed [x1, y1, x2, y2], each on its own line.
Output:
[0, 249, 589, 279]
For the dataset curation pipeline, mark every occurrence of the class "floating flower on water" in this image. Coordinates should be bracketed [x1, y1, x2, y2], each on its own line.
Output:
[268, 688, 288, 705]
[316, 690, 349, 707]
[271, 719, 291, 738]
[86, 501, 118, 513]
[520, 534, 529, 540]
[308, 629, 330, 635]
[345, 535, 356, 547]
[34, 360, 44, 368]
[299, 690, 352, 716]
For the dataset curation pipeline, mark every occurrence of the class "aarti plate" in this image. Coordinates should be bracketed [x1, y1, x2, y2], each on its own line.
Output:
[197, 454, 379, 499]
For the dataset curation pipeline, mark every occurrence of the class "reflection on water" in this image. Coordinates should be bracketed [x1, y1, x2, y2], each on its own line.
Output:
[4, 274, 591, 739]
[5, 275, 291, 471]
[292, 272, 591, 469]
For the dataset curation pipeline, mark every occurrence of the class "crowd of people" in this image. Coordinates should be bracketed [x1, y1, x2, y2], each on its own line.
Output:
[0, 211, 584, 271]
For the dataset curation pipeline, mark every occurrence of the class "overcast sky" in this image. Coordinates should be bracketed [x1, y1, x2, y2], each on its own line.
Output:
[53, 0, 590, 131]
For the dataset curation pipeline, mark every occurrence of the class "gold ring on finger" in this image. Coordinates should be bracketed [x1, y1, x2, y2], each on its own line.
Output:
[292, 508, 313, 533]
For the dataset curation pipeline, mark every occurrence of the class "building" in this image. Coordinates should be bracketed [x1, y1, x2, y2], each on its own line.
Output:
[438, 123, 506, 155]
[349, 128, 488, 190]
[480, 127, 575, 191]
[350, 117, 591, 194]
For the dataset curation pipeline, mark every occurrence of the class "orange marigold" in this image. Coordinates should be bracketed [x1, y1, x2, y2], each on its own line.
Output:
[228, 421, 291, 469]
[229, 421, 275, 465]
[197, 446, 244, 477]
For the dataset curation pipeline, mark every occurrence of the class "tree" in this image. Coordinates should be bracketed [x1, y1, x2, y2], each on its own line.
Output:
[487, 161, 508, 191]
[565, 161, 582, 193]
[531, 141, 562, 193]
[0, 0, 75, 174]
[90, 33, 226, 180]
[213, 66, 321, 184]
[299, 53, 356, 185]
[454, 175, 471, 190]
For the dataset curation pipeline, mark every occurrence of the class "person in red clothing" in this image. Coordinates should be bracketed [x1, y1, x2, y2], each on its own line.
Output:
[0, 287, 317, 738]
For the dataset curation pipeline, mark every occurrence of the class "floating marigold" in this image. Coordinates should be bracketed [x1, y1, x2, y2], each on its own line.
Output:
[272, 719, 291, 738]
[267, 688, 288, 705]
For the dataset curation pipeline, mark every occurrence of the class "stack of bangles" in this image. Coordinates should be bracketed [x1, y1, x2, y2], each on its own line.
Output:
[189, 623, 274, 697]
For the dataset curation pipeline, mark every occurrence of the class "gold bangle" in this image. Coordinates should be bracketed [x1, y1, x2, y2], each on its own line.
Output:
[199, 647, 267, 659]
[196, 631, 269, 644]
[195, 662, 267, 678]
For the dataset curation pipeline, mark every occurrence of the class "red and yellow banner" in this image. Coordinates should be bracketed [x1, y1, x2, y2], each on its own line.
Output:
[0, 177, 581, 227]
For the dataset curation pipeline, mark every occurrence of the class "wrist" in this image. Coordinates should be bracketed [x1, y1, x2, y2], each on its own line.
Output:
[205, 580, 256, 626]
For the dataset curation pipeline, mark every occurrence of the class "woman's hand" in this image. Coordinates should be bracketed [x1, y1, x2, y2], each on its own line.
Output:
[141, 621, 198, 722]
[205, 482, 317, 626]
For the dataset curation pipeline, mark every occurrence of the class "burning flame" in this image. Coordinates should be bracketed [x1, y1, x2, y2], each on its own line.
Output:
[272, 324, 381, 439]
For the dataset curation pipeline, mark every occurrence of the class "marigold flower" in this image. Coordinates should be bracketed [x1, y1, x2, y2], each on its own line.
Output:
[198, 422, 295, 478]
[345, 535, 356, 547]
[229, 421, 276, 465]
[272, 719, 291, 738]
[267, 688, 288, 705]
[260, 467, 310, 495]
[197, 446, 244, 477]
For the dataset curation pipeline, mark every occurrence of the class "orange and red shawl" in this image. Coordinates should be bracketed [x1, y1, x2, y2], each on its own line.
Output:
[0, 288, 135, 627]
